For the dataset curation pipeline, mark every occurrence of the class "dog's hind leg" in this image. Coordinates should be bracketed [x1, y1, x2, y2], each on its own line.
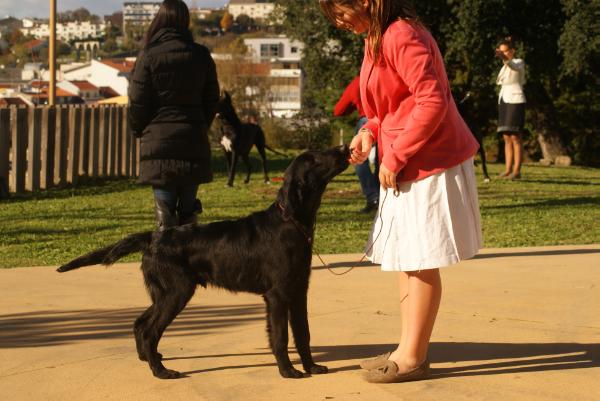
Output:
[141, 268, 196, 379]
[256, 144, 269, 183]
[134, 305, 162, 361]
[264, 292, 304, 378]
[289, 293, 328, 375]
[241, 154, 252, 184]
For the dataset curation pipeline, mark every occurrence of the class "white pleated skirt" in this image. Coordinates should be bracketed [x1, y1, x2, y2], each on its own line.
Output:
[366, 158, 483, 271]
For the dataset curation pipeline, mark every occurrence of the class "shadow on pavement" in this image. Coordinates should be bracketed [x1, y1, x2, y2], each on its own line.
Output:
[175, 342, 600, 377]
[312, 342, 600, 377]
[0, 304, 264, 348]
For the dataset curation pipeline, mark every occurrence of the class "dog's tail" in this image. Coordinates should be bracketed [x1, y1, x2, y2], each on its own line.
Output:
[264, 144, 286, 157]
[57, 231, 153, 273]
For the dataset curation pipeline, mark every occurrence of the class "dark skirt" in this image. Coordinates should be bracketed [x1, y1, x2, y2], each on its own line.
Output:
[498, 99, 525, 133]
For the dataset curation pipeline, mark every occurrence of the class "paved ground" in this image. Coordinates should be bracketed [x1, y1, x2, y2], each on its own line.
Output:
[1, 244, 599, 401]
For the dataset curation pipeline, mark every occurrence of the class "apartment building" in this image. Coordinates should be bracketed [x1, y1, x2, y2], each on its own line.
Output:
[228, 0, 275, 21]
[21, 19, 105, 42]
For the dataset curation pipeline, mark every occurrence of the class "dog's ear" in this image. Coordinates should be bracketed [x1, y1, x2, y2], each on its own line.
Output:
[225, 91, 231, 101]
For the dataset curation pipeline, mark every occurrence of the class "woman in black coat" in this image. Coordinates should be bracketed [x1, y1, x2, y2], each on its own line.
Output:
[128, 0, 219, 230]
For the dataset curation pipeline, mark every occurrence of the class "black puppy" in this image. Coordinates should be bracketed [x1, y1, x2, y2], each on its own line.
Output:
[215, 92, 283, 187]
[57, 145, 350, 380]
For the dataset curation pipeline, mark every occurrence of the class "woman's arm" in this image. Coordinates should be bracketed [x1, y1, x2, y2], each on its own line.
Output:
[504, 58, 525, 71]
[128, 51, 154, 137]
[383, 28, 448, 174]
[202, 49, 220, 128]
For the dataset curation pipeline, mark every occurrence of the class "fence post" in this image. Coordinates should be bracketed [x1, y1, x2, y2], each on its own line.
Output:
[98, 106, 108, 176]
[0, 108, 10, 197]
[54, 106, 68, 186]
[79, 106, 91, 177]
[10, 107, 28, 193]
[89, 106, 99, 178]
[26, 107, 42, 192]
[67, 106, 81, 184]
[107, 106, 115, 176]
[40, 106, 56, 190]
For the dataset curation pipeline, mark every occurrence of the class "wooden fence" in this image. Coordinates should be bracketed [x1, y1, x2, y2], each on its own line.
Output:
[0, 105, 140, 195]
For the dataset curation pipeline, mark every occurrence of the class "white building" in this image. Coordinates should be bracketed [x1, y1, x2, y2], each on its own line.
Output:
[123, 2, 161, 31]
[62, 58, 135, 96]
[228, 0, 275, 21]
[21, 20, 105, 42]
[243, 36, 304, 118]
[57, 80, 101, 102]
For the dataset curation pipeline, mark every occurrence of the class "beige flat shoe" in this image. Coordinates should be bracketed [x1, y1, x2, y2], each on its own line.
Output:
[363, 359, 430, 384]
[359, 351, 392, 370]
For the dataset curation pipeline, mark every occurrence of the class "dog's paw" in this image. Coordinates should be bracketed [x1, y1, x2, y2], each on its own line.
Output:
[279, 367, 305, 379]
[306, 364, 328, 375]
[154, 368, 183, 379]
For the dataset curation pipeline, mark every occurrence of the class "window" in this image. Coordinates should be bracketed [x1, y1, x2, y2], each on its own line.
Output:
[260, 43, 283, 58]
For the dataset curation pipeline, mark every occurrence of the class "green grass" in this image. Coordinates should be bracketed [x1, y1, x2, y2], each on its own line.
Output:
[1, 151, 599, 268]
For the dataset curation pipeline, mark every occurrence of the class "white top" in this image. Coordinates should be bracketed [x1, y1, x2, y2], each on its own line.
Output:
[497, 58, 526, 104]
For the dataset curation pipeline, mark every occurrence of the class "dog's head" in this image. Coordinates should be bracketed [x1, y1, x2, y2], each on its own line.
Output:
[215, 91, 237, 123]
[277, 145, 350, 222]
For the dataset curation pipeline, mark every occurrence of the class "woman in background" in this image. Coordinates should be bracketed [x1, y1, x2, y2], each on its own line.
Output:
[129, 0, 220, 230]
[496, 36, 526, 179]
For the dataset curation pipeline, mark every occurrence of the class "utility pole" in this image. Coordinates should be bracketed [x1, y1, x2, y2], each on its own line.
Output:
[48, 0, 56, 105]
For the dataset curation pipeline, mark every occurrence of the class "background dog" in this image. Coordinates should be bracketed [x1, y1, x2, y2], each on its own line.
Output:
[215, 92, 284, 186]
[457, 92, 491, 182]
[57, 145, 350, 380]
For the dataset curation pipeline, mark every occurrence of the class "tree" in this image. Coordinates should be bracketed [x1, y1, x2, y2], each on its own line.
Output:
[275, 0, 599, 164]
[220, 12, 234, 32]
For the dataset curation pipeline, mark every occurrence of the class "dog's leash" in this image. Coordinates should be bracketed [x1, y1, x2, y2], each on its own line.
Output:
[279, 188, 398, 276]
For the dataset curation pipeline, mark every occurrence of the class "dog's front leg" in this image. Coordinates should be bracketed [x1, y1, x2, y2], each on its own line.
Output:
[264, 293, 304, 378]
[289, 293, 328, 375]
[227, 151, 238, 187]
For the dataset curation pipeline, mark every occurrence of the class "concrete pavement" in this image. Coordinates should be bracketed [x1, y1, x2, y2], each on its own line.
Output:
[1, 245, 599, 401]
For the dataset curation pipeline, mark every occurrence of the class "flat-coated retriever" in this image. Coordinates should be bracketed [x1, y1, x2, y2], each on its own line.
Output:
[215, 92, 284, 187]
[57, 145, 350, 380]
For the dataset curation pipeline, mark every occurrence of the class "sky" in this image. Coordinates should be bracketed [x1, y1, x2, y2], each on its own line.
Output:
[0, 0, 228, 19]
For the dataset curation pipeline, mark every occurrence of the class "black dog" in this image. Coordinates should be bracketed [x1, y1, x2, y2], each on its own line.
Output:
[457, 92, 490, 182]
[57, 145, 350, 380]
[215, 92, 284, 187]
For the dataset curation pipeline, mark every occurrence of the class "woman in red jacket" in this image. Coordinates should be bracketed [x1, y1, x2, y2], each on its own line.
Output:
[320, 0, 483, 383]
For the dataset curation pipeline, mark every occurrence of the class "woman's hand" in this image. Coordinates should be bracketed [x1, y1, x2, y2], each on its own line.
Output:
[379, 163, 398, 191]
[349, 128, 373, 165]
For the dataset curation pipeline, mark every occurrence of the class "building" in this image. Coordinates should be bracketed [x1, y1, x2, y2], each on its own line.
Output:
[242, 36, 304, 118]
[61, 58, 135, 97]
[123, 2, 161, 32]
[228, 0, 275, 21]
[57, 80, 101, 102]
[190, 8, 214, 20]
[21, 19, 105, 42]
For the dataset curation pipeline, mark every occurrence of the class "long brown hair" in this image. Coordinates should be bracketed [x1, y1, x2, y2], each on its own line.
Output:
[144, 0, 191, 48]
[319, 0, 419, 62]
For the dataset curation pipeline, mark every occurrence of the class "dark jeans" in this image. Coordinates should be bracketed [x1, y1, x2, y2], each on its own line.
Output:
[354, 117, 380, 203]
[152, 184, 199, 216]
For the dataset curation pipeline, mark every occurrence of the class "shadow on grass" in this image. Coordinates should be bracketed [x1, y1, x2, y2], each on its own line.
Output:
[475, 248, 600, 259]
[0, 304, 264, 348]
[486, 196, 600, 209]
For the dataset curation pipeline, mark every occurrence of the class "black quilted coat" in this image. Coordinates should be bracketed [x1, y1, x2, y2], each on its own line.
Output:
[128, 28, 219, 186]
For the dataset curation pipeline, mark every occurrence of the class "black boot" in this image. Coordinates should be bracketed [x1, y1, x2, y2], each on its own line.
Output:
[154, 199, 178, 231]
[178, 199, 202, 226]
[359, 199, 379, 214]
